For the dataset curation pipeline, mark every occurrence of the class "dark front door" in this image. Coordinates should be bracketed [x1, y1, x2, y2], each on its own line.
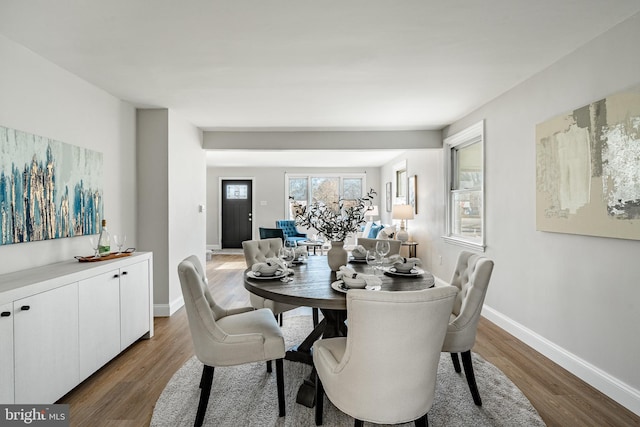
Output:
[221, 179, 252, 248]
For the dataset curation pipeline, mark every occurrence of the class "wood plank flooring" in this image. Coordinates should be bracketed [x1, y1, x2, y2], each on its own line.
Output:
[58, 254, 640, 426]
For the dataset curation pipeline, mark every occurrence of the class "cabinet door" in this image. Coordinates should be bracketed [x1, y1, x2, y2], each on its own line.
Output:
[79, 270, 121, 381]
[120, 261, 150, 350]
[14, 283, 79, 403]
[0, 302, 14, 404]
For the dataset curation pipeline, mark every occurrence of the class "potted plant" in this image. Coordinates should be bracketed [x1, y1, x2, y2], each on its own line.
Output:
[291, 189, 376, 271]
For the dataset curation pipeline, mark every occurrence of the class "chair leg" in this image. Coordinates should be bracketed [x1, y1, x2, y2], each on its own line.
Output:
[415, 413, 428, 427]
[276, 358, 285, 417]
[315, 375, 324, 425]
[451, 352, 462, 373]
[461, 350, 482, 406]
[354, 420, 364, 427]
[266, 360, 272, 372]
[279, 312, 284, 326]
[195, 365, 214, 427]
[312, 307, 319, 327]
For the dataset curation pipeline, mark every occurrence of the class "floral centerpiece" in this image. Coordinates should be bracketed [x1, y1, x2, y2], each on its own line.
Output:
[291, 189, 376, 270]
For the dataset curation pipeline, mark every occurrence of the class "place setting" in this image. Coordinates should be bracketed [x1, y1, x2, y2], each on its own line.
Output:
[384, 255, 425, 277]
[246, 247, 298, 282]
[331, 265, 382, 293]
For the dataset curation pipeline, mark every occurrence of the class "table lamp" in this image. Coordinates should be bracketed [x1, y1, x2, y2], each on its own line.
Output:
[392, 204, 414, 242]
[365, 205, 379, 220]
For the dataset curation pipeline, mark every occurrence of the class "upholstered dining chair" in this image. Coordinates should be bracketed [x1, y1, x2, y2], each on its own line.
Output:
[356, 237, 402, 256]
[442, 250, 494, 406]
[314, 286, 458, 427]
[242, 238, 298, 325]
[177, 257, 286, 427]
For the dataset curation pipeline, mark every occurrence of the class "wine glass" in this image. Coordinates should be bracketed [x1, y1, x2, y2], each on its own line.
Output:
[89, 236, 99, 258]
[113, 234, 126, 254]
[366, 250, 379, 274]
[279, 246, 295, 282]
[376, 240, 391, 271]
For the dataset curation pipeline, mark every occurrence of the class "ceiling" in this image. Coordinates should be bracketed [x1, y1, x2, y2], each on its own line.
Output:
[1, 1, 639, 166]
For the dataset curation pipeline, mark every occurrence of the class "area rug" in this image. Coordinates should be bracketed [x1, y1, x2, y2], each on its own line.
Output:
[151, 316, 545, 426]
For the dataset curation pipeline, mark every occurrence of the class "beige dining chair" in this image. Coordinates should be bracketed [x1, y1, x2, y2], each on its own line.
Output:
[356, 237, 402, 256]
[314, 286, 458, 426]
[178, 257, 286, 426]
[442, 250, 494, 406]
[242, 238, 298, 325]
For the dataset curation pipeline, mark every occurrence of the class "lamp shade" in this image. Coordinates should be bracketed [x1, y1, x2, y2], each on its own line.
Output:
[366, 205, 379, 217]
[392, 204, 414, 220]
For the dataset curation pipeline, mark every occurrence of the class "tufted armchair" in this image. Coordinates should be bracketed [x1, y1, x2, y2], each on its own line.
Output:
[259, 227, 285, 243]
[177, 257, 286, 426]
[314, 286, 458, 426]
[275, 220, 307, 246]
[242, 238, 298, 324]
[442, 250, 494, 406]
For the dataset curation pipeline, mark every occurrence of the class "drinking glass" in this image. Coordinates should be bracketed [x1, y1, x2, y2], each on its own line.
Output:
[89, 236, 99, 258]
[375, 240, 391, 271]
[279, 246, 295, 282]
[113, 234, 126, 253]
[366, 250, 378, 274]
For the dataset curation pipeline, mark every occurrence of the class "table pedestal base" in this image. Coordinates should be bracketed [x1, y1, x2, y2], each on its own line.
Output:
[284, 309, 347, 407]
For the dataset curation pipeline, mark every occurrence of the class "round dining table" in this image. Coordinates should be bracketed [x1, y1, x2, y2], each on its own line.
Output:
[244, 255, 435, 407]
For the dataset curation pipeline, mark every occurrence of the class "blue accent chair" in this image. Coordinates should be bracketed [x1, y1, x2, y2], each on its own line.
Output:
[275, 220, 307, 246]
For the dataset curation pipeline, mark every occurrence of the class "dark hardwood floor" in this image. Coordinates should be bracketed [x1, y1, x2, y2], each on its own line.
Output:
[59, 254, 640, 426]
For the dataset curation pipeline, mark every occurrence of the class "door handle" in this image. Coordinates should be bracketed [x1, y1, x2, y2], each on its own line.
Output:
[21, 305, 30, 311]
[1, 311, 10, 317]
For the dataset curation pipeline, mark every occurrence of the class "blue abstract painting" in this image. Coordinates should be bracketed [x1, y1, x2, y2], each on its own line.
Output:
[0, 126, 103, 245]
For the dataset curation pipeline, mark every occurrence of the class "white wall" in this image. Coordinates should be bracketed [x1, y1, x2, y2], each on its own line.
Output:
[138, 109, 205, 316]
[206, 166, 381, 247]
[168, 112, 206, 310]
[432, 13, 640, 414]
[0, 34, 136, 275]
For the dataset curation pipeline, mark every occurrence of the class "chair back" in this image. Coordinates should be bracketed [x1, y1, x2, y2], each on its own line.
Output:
[242, 238, 283, 267]
[177, 258, 233, 363]
[275, 220, 304, 236]
[442, 251, 494, 353]
[356, 237, 402, 256]
[259, 227, 285, 242]
[325, 286, 457, 423]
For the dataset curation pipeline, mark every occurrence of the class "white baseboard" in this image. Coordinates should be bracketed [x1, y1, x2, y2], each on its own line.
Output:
[153, 295, 185, 317]
[482, 305, 640, 417]
[207, 244, 220, 250]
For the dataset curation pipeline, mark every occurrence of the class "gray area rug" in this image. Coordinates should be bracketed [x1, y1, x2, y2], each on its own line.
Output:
[151, 315, 545, 426]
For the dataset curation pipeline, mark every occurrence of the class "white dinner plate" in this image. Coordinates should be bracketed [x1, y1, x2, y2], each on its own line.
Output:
[247, 271, 286, 280]
[384, 267, 425, 277]
[331, 280, 381, 293]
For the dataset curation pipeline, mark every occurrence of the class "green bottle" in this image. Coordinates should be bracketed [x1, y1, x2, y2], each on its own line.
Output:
[98, 219, 111, 256]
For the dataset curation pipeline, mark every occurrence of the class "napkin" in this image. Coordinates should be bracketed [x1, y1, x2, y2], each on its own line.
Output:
[337, 266, 382, 287]
[251, 258, 285, 276]
[351, 245, 368, 259]
[294, 246, 308, 260]
[392, 257, 422, 266]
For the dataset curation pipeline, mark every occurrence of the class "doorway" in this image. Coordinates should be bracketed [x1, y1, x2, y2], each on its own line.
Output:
[221, 179, 253, 248]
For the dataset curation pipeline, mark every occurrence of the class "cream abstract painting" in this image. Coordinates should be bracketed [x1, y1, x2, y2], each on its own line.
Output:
[536, 86, 640, 240]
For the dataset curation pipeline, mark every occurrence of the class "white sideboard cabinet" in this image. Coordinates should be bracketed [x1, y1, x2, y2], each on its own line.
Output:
[0, 252, 153, 404]
[0, 302, 14, 403]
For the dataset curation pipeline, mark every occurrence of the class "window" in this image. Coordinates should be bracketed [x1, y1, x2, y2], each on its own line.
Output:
[286, 174, 366, 218]
[444, 121, 485, 251]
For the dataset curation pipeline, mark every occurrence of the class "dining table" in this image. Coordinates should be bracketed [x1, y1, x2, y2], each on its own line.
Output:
[244, 255, 435, 407]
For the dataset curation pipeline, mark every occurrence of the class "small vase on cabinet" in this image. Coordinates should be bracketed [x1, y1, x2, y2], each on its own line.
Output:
[327, 241, 348, 271]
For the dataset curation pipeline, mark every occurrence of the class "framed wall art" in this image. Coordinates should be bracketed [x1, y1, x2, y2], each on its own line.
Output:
[536, 85, 640, 240]
[385, 181, 392, 212]
[408, 175, 417, 214]
[0, 125, 104, 245]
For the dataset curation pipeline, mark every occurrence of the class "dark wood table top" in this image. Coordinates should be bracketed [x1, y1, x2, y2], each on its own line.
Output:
[244, 256, 435, 310]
